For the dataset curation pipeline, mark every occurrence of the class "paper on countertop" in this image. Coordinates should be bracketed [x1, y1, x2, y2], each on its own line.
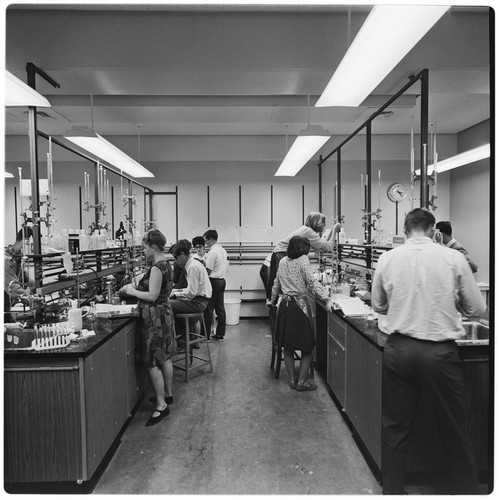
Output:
[94, 303, 137, 316]
[334, 296, 370, 317]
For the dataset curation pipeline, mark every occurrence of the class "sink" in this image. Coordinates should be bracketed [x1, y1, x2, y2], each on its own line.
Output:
[457, 321, 489, 345]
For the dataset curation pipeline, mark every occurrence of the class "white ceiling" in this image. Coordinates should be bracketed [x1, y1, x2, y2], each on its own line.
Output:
[4, 4, 492, 166]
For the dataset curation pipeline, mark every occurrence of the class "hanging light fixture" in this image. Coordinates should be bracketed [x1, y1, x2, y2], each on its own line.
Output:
[420, 144, 490, 174]
[65, 96, 154, 178]
[5, 70, 51, 108]
[275, 96, 330, 177]
[316, 5, 449, 107]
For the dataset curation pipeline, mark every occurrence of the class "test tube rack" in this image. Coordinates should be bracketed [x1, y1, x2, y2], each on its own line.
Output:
[31, 323, 71, 351]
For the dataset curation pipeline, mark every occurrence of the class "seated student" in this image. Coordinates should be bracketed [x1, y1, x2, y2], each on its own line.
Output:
[172, 239, 191, 289]
[169, 240, 212, 338]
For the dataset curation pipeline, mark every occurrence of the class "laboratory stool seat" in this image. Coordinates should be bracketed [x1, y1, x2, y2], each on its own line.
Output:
[173, 312, 213, 382]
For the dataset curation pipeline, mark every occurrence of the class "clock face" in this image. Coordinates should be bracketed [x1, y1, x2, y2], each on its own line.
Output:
[387, 182, 408, 202]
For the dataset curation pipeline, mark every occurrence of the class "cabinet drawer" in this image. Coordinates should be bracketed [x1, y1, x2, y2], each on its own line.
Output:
[328, 312, 346, 348]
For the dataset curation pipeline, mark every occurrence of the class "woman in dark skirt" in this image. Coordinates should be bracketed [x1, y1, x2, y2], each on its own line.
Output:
[120, 229, 176, 426]
[270, 236, 333, 391]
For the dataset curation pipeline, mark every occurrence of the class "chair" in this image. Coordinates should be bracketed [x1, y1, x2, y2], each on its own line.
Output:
[173, 312, 213, 382]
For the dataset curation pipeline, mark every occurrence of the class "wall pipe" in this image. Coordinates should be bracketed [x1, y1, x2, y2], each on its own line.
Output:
[318, 158, 323, 213]
[366, 121, 372, 243]
[420, 69, 429, 208]
[337, 149, 342, 219]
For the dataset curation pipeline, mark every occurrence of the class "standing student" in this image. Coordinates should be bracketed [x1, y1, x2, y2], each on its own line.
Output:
[371, 208, 485, 494]
[191, 236, 207, 266]
[267, 212, 340, 299]
[435, 220, 479, 273]
[270, 236, 333, 391]
[203, 229, 229, 342]
[260, 253, 272, 299]
[4, 227, 33, 320]
[119, 229, 176, 427]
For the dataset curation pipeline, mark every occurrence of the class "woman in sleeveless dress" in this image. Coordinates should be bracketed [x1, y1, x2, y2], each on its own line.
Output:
[120, 229, 176, 426]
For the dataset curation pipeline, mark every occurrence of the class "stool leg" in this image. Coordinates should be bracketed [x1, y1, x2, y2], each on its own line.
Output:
[200, 316, 213, 373]
[183, 317, 189, 382]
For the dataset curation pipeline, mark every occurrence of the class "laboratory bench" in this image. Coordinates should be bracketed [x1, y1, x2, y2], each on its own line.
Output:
[308, 294, 491, 488]
[4, 316, 146, 493]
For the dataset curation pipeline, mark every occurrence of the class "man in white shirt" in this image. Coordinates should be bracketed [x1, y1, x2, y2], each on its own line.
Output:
[203, 229, 229, 342]
[371, 208, 486, 495]
[169, 240, 212, 337]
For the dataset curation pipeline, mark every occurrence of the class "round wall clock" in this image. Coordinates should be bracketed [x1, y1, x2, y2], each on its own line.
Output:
[387, 182, 408, 203]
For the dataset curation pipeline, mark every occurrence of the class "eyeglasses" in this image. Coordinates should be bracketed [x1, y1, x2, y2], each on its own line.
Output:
[194, 245, 204, 249]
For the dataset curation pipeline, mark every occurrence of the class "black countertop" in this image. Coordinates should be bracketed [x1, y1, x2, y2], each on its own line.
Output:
[4, 316, 136, 360]
[314, 295, 489, 353]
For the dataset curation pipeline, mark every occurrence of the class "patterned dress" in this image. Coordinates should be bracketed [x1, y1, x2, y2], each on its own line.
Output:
[137, 260, 176, 367]
[271, 255, 330, 351]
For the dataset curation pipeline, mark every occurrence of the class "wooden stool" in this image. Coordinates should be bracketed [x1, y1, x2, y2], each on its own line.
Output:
[173, 312, 213, 382]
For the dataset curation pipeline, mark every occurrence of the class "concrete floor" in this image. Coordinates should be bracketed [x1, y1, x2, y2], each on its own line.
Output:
[93, 318, 383, 495]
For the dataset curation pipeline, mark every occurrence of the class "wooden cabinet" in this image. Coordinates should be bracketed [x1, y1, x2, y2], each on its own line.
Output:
[327, 313, 346, 408]
[124, 321, 147, 414]
[4, 358, 83, 483]
[345, 326, 382, 468]
[83, 331, 129, 477]
[318, 305, 490, 483]
[4, 319, 144, 488]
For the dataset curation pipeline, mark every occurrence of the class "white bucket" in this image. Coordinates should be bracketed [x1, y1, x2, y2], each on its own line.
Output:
[225, 298, 242, 326]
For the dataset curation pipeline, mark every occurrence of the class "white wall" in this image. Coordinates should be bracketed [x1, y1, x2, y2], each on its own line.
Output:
[449, 120, 490, 285]
[6, 128, 490, 282]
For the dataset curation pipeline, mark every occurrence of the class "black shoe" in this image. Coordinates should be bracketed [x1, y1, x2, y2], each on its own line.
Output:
[149, 395, 174, 405]
[211, 334, 224, 342]
[145, 405, 170, 426]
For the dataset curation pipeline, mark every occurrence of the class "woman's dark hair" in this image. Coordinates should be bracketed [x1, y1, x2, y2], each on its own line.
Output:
[142, 229, 166, 251]
[192, 236, 205, 247]
[287, 236, 310, 259]
[404, 208, 436, 235]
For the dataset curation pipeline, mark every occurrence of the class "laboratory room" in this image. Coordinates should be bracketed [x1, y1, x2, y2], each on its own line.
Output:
[2, 2, 492, 496]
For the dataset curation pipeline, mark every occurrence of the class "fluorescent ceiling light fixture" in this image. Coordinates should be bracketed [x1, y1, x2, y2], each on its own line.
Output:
[275, 125, 330, 177]
[4, 172, 14, 178]
[65, 127, 154, 178]
[5, 70, 51, 108]
[316, 5, 449, 107]
[417, 144, 490, 175]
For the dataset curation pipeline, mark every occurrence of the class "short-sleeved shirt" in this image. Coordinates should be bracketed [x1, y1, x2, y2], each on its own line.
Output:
[205, 243, 228, 279]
